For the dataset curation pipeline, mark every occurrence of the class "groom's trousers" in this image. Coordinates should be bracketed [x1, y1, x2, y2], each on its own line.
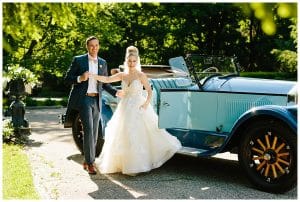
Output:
[79, 95, 100, 165]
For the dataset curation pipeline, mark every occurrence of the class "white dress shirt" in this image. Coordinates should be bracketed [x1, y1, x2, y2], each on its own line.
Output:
[77, 54, 99, 94]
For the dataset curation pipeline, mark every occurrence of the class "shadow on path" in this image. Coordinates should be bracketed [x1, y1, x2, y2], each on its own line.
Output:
[66, 153, 137, 199]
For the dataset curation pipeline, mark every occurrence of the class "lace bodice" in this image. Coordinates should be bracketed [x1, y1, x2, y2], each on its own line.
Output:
[122, 79, 143, 97]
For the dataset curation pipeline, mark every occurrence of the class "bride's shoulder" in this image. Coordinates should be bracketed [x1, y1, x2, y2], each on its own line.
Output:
[140, 71, 148, 79]
[137, 71, 148, 82]
[137, 71, 147, 78]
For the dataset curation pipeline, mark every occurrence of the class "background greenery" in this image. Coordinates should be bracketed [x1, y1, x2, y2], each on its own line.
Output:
[3, 2, 297, 99]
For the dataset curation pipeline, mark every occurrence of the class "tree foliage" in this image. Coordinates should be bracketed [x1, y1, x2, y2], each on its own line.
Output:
[3, 2, 297, 95]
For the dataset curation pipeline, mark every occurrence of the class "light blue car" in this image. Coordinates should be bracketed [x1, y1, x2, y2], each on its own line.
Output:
[64, 54, 297, 193]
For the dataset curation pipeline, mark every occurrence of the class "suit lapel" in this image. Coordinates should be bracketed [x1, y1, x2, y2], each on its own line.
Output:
[97, 58, 103, 93]
[84, 54, 89, 72]
[97, 58, 103, 75]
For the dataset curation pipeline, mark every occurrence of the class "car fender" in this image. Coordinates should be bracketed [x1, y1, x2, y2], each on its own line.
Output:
[223, 105, 297, 151]
[101, 99, 113, 128]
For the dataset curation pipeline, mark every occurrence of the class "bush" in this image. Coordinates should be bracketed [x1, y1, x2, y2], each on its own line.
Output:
[3, 119, 14, 142]
[271, 49, 297, 73]
[2, 119, 30, 144]
[4, 64, 39, 88]
[24, 97, 38, 106]
[44, 98, 56, 106]
[24, 97, 68, 107]
[240, 72, 297, 81]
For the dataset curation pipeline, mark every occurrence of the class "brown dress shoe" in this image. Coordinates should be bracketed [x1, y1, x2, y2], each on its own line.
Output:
[87, 164, 97, 175]
[83, 162, 88, 171]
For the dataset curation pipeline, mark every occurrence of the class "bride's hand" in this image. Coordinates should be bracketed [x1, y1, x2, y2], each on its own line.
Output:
[139, 103, 148, 110]
[90, 74, 105, 82]
[89, 73, 97, 79]
[116, 90, 124, 98]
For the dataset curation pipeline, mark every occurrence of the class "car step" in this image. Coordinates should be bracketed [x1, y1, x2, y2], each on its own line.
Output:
[177, 146, 208, 157]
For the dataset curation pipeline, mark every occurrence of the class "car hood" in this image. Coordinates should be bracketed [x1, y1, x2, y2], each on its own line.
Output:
[205, 77, 297, 95]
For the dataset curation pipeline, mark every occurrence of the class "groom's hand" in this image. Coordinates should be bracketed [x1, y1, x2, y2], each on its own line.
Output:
[116, 90, 124, 98]
[80, 71, 89, 82]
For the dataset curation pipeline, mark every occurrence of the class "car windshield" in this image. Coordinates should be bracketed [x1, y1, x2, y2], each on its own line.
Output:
[185, 54, 240, 85]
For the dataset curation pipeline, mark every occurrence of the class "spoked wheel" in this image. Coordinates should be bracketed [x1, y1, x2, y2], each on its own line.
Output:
[238, 119, 297, 193]
[72, 113, 104, 157]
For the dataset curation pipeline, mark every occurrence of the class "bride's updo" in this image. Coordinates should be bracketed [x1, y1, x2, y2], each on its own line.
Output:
[123, 46, 141, 73]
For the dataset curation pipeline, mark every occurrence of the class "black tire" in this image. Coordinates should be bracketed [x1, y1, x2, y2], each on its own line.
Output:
[72, 113, 104, 157]
[238, 119, 297, 193]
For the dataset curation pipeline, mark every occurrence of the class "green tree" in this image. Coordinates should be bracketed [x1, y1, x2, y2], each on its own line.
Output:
[3, 2, 297, 97]
[237, 3, 297, 72]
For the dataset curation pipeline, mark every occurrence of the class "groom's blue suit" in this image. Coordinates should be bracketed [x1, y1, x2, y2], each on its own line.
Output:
[65, 53, 116, 165]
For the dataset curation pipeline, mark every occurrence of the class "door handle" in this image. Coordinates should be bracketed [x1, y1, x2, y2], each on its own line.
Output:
[162, 102, 170, 107]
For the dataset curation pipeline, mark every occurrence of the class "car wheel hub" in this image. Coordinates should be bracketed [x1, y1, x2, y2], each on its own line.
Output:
[263, 150, 277, 163]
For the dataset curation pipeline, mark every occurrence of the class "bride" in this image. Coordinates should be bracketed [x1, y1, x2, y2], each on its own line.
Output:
[91, 46, 181, 175]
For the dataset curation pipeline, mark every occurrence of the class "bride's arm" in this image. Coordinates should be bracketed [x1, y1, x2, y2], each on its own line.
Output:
[92, 72, 123, 83]
[140, 73, 152, 109]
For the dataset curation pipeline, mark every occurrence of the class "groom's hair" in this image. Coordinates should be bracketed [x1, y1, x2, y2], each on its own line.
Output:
[86, 36, 99, 46]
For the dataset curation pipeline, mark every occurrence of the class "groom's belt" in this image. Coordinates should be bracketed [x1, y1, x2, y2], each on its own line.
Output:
[86, 93, 99, 97]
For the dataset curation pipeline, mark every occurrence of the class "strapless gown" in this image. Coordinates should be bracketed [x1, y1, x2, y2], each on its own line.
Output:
[98, 79, 181, 175]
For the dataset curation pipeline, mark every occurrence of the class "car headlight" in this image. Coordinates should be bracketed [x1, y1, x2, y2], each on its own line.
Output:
[287, 84, 298, 106]
[287, 94, 297, 105]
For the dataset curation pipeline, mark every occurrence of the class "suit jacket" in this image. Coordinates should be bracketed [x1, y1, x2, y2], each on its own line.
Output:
[65, 53, 117, 111]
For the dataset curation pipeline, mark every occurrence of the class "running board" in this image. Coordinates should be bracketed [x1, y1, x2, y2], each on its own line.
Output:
[177, 146, 208, 157]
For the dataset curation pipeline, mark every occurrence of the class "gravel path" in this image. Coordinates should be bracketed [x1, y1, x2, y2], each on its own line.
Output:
[23, 107, 297, 200]
[25, 107, 101, 199]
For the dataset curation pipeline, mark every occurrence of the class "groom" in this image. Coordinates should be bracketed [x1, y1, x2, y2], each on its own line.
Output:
[65, 36, 121, 174]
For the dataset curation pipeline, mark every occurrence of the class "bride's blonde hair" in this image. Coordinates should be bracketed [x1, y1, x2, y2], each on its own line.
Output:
[123, 46, 141, 73]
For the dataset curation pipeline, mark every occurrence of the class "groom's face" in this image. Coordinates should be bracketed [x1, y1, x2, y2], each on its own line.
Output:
[87, 39, 99, 58]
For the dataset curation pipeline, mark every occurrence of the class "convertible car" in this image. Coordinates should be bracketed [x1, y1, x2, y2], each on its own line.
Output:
[62, 54, 297, 193]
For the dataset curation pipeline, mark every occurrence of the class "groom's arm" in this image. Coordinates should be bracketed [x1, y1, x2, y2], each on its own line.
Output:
[65, 56, 84, 85]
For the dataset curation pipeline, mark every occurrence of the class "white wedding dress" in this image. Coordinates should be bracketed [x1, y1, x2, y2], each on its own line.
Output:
[98, 79, 181, 175]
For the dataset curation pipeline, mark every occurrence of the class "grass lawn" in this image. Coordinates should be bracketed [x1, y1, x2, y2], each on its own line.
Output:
[2, 143, 40, 199]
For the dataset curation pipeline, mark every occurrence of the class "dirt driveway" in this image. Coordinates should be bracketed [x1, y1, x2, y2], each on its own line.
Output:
[24, 107, 297, 200]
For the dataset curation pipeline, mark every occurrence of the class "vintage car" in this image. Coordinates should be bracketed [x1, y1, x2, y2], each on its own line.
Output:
[62, 54, 297, 193]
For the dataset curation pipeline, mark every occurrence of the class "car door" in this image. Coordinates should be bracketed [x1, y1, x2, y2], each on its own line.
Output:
[158, 89, 230, 151]
[158, 89, 218, 131]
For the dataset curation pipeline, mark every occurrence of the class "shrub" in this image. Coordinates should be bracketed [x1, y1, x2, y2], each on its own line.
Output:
[24, 97, 38, 106]
[271, 49, 297, 73]
[25, 97, 68, 107]
[3, 119, 14, 142]
[4, 64, 39, 88]
[2, 119, 29, 144]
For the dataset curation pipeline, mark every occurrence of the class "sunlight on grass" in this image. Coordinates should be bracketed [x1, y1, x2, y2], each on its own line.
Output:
[3, 144, 40, 199]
